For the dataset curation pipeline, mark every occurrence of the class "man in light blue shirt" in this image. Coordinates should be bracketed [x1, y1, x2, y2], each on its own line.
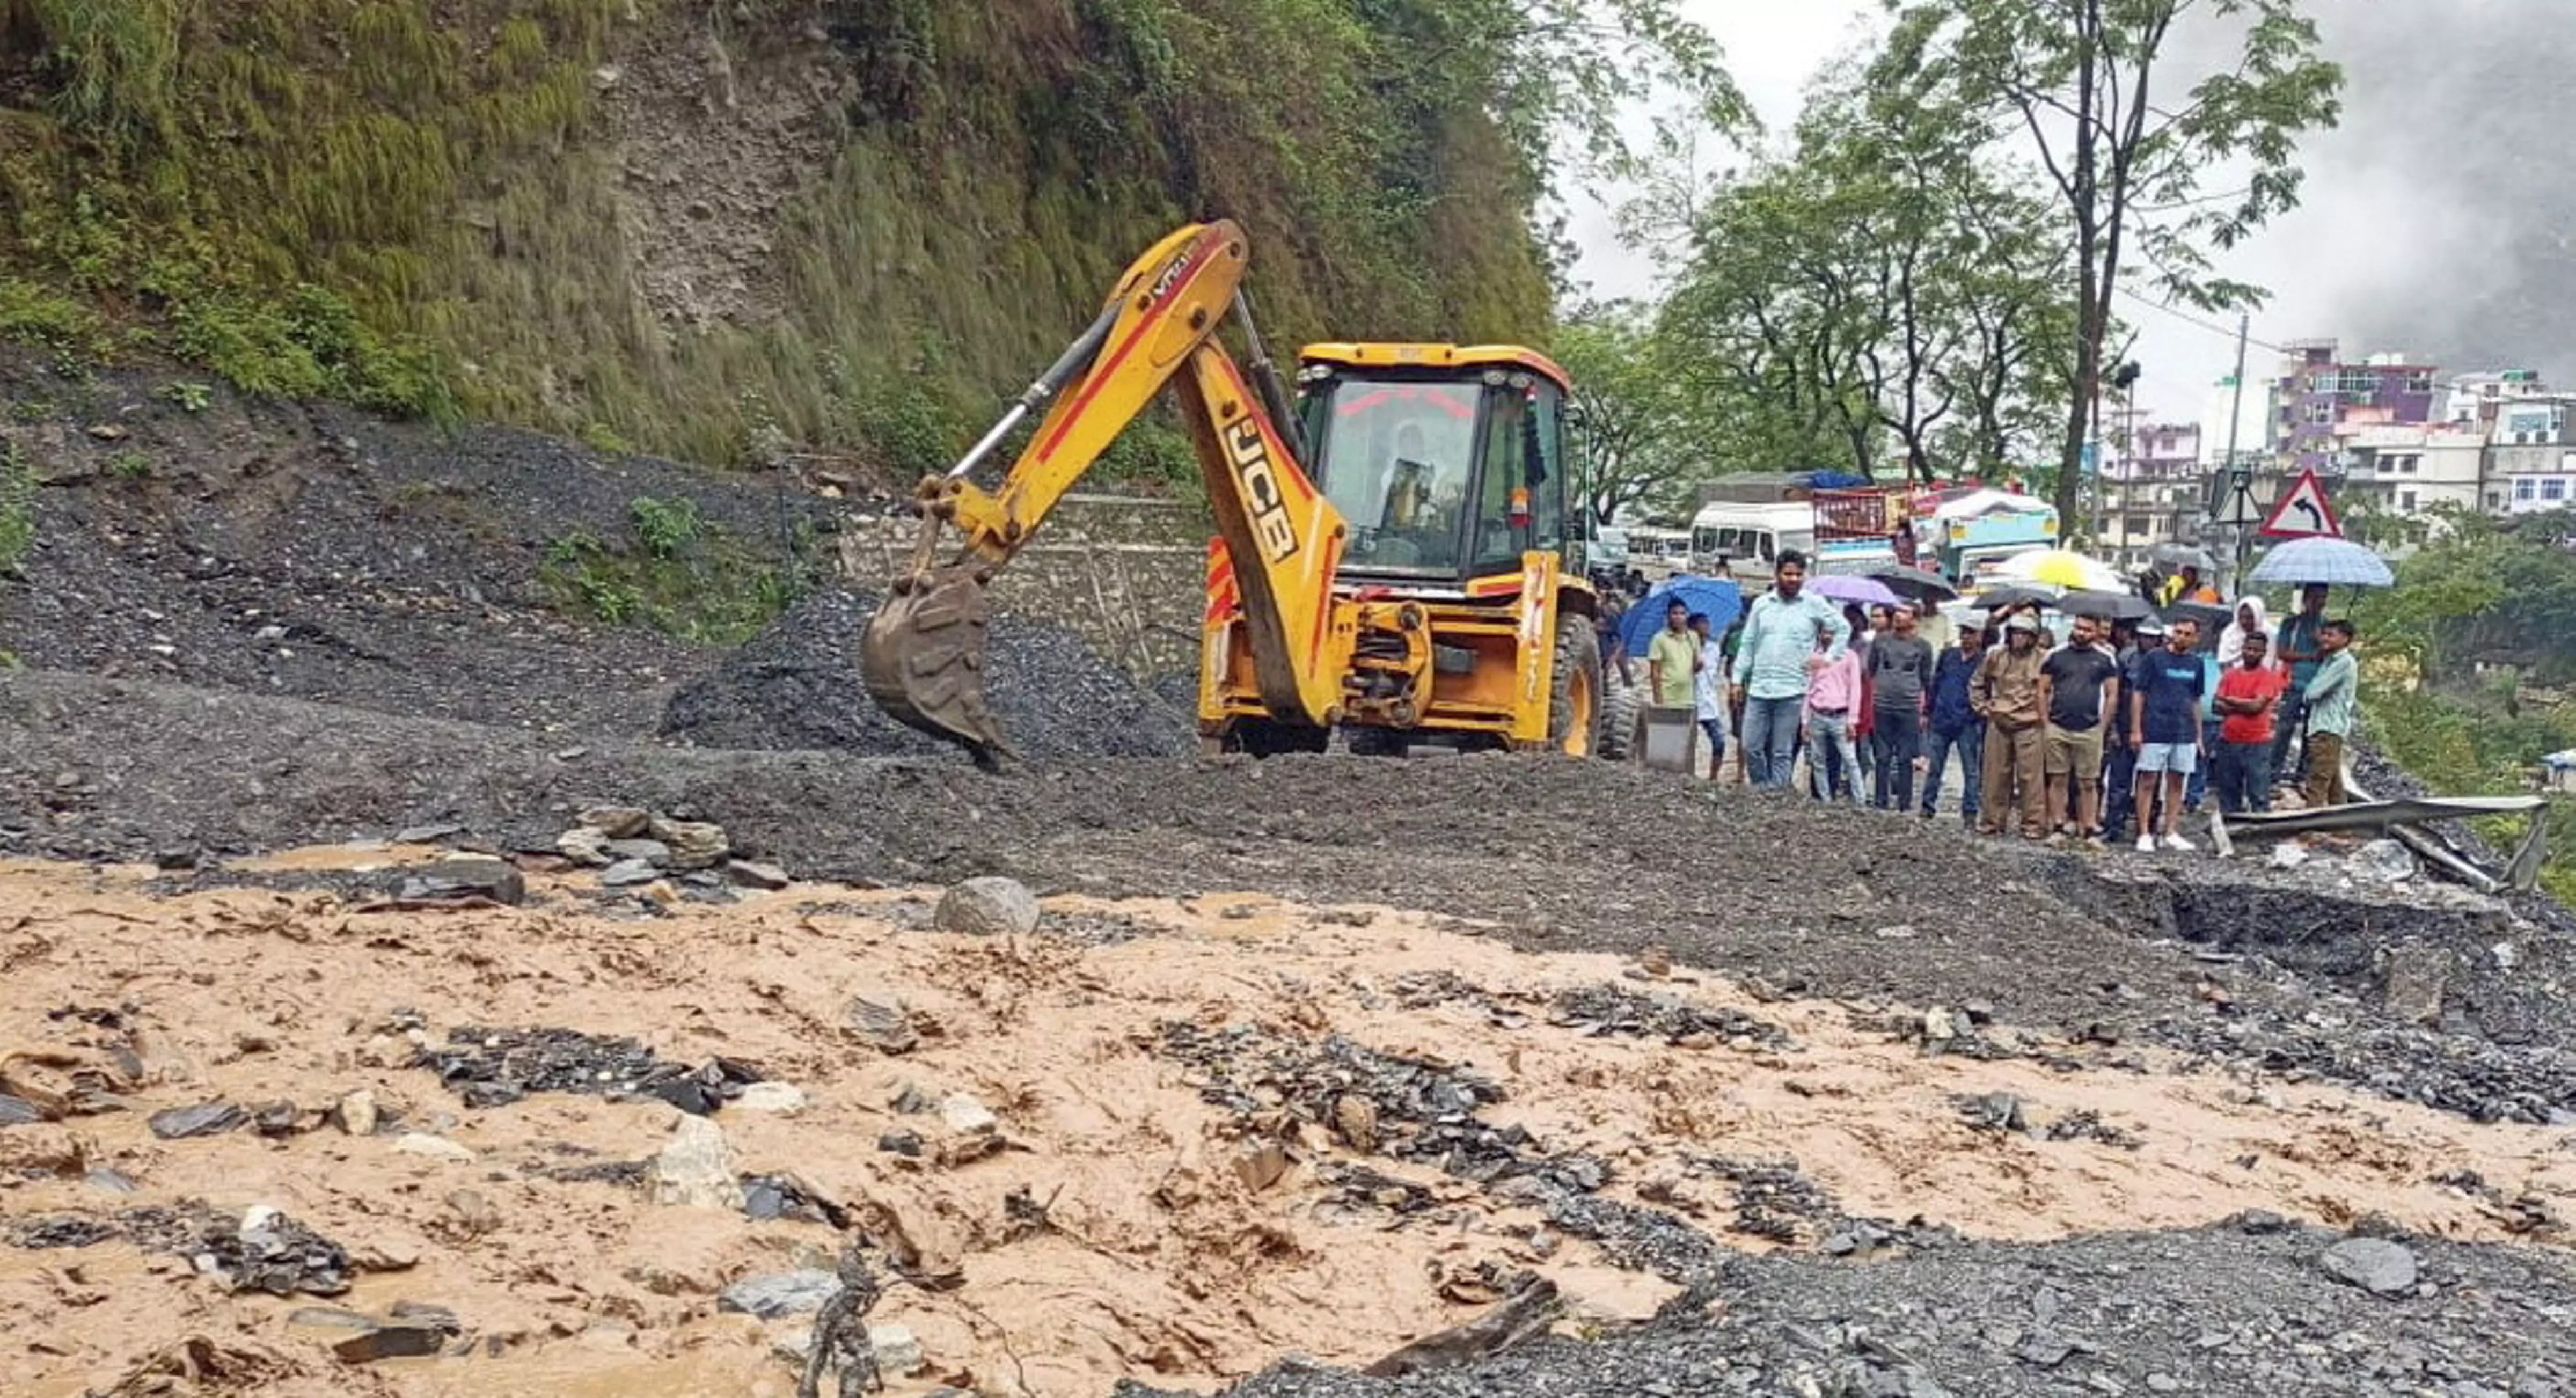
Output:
[1729, 549, 1850, 790]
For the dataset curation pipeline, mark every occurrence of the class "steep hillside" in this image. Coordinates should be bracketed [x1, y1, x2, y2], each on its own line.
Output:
[0, 0, 1554, 472]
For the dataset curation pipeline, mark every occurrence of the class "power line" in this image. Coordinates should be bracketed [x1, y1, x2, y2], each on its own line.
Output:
[2113, 286, 2297, 360]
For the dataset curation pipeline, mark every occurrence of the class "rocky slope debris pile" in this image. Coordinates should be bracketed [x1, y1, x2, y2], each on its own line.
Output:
[657, 588, 1191, 762]
[1129, 1222, 2576, 1398]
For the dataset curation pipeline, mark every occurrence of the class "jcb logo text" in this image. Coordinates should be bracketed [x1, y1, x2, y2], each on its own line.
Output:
[1227, 419, 1299, 563]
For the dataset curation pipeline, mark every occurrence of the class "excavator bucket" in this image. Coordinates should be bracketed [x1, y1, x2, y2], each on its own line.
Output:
[860, 563, 1013, 770]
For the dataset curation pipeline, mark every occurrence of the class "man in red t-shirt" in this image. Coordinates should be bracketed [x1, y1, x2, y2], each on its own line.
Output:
[2211, 632, 2288, 814]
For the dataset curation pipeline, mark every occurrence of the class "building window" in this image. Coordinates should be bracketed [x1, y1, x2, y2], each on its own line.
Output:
[2489, 491, 2504, 510]
[2306, 404, 2333, 425]
[2518, 478, 2537, 501]
[2547, 479, 2568, 502]
[2400, 455, 2419, 474]
[2399, 490, 2418, 512]
[2126, 516, 2150, 537]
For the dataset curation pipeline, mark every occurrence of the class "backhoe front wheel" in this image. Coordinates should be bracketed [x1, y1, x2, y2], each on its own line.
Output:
[1547, 612, 1605, 757]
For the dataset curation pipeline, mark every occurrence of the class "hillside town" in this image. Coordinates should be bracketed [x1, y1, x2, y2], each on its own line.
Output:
[2096, 341, 2575, 568]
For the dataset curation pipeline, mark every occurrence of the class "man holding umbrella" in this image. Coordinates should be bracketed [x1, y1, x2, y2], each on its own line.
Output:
[1731, 550, 1850, 791]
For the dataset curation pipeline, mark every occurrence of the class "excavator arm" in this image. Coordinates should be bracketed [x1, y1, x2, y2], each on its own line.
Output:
[861, 221, 1349, 766]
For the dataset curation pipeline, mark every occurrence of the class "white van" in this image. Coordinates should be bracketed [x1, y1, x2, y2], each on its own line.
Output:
[1689, 501, 1816, 581]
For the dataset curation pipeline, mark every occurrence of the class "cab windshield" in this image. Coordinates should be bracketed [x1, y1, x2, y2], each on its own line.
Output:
[1303, 375, 1482, 573]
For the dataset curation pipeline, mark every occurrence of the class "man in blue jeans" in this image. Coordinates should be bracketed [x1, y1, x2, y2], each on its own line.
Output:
[1730, 550, 1850, 790]
[1920, 616, 1986, 823]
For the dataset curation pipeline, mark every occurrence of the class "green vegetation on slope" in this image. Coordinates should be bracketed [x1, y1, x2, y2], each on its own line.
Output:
[0, 0, 1559, 472]
[2349, 508, 2576, 904]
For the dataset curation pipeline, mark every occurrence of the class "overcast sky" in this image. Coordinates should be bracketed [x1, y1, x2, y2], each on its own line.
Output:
[1563, 0, 2560, 428]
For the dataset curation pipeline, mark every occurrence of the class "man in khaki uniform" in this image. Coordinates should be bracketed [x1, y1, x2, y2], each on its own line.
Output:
[1971, 612, 2049, 839]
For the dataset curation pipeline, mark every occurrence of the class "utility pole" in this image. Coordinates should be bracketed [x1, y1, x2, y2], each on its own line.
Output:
[2221, 311, 2252, 592]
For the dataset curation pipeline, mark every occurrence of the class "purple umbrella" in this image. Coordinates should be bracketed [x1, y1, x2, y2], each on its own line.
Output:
[1811, 574, 1901, 607]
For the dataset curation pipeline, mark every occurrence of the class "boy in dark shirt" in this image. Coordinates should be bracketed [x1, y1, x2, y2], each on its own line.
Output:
[2127, 619, 2209, 852]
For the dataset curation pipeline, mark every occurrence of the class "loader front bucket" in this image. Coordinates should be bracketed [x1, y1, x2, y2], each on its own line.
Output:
[861, 563, 1013, 771]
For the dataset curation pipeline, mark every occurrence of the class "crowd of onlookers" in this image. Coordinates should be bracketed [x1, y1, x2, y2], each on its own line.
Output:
[1614, 551, 2365, 851]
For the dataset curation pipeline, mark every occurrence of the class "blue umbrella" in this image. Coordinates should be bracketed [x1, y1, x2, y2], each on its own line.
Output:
[2249, 536, 2395, 588]
[1613, 575, 1744, 662]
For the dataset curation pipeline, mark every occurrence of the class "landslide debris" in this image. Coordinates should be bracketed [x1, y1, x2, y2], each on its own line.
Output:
[657, 588, 1190, 761]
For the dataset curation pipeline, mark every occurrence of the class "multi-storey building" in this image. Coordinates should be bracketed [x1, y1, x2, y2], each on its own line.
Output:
[2098, 417, 2203, 568]
[2337, 422, 2486, 528]
[2270, 342, 2440, 479]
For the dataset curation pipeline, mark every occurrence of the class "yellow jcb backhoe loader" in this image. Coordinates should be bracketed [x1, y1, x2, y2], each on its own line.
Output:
[861, 220, 1605, 769]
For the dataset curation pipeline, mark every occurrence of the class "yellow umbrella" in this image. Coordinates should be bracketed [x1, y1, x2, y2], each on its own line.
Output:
[1997, 547, 2124, 592]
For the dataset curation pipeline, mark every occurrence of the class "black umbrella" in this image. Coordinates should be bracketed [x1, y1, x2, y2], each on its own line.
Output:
[1870, 564, 1960, 603]
[2150, 542, 2218, 573]
[1974, 584, 2060, 613]
[2162, 601, 2233, 650]
[2061, 589, 2154, 621]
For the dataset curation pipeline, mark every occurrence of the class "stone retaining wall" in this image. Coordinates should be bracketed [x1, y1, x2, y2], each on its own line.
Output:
[838, 493, 1211, 679]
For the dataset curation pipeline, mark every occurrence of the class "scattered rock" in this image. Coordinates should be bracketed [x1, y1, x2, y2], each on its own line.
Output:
[2231, 1209, 2289, 1235]
[148, 1102, 246, 1139]
[418, 1024, 759, 1113]
[1232, 1138, 1291, 1192]
[392, 1132, 474, 1163]
[939, 1093, 998, 1136]
[647, 1114, 744, 1209]
[599, 858, 660, 887]
[719, 1269, 841, 1320]
[556, 828, 613, 867]
[935, 876, 1040, 936]
[1333, 1093, 1380, 1153]
[603, 837, 671, 864]
[2352, 838, 2418, 883]
[332, 1090, 379, 1137]
[297, 1301, 461, 1364]
[443, 1188, 502, 1237]
[844, 997, 918, 1054]
[251, 1099, 304, 1136]
[395, 857, 526, 906]
[648, 815, 729, 870]
[2380, 943, 2454, 1027]
[726, 858, 792, 890]
[0, 1093, 49, 1126]
[2320, 1236, 2420, 1295]
[153, 847, 199, 872]
[579, 807, 651, 839]
[393, 823, 464, 845]
[868, 1322, 926, 1377]
[735, 1082, 808, 1115]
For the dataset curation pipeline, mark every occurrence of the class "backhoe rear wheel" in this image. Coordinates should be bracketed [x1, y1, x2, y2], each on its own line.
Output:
[1547, 612, 1606, 757]
[1598, 677, 1644, 762]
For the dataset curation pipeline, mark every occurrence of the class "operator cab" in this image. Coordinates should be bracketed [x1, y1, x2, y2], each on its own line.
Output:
[1293, 344, 1571, 585]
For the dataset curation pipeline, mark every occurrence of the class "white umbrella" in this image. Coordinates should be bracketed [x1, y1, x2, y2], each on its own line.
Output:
[2248, 536, 2396, 588]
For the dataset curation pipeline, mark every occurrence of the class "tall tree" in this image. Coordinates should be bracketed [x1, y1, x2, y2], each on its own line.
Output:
[1877, 0, 2343, 526]
[1649, 78, 2074, 484]
[1553, 301, 1697, 525]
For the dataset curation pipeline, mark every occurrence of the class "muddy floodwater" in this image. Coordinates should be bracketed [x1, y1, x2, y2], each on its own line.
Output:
[4, 852, 2569, 1397]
